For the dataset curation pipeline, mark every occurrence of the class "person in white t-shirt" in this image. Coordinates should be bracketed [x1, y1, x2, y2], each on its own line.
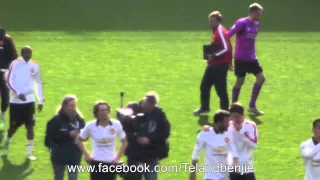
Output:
[227, 102, 258, 180]
[190, 110, 239, 180]
[76, 101, 128, 180]
[300, 119, 320, 180]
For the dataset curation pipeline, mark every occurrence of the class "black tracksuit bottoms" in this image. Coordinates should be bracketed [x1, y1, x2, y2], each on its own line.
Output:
[200, 63, 229, 111]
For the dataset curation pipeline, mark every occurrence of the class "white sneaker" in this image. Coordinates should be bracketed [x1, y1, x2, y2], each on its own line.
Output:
[27, 154, 36, 160]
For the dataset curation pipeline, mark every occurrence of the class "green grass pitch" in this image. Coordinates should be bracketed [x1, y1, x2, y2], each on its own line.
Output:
[0, 0, 320, 179]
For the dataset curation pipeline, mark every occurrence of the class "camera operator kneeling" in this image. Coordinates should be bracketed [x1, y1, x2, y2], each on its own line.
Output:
[121, 93, 171, 180]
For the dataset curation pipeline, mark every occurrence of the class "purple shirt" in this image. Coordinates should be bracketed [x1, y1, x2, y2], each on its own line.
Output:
[227, 17, 259, 61]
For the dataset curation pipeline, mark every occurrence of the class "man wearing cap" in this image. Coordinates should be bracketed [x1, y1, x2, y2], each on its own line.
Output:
[123, 92, 171, 180]
[193, 11, 233, 116]
[227, 3, 265, 115]
[0, 27, 18, 129]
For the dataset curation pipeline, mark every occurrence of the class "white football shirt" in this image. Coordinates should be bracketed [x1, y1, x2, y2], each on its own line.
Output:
[79, 119, 126, 163]
[300, 138, 320, 180]
[227, 120, 258, 174]
[192, 127, 238, 180]
[6, 58, 44, 104]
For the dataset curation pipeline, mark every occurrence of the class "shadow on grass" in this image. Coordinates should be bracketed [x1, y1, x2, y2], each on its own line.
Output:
[0, 130, 34, 180]
[248, 114, 263, 125]
[0, 155, 33, 180]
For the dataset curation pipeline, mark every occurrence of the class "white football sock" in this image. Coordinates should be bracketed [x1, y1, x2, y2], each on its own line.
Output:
[26, 140, 34, 155]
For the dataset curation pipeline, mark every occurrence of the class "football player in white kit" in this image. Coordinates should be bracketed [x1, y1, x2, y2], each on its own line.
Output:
[300, 119, 320, 180]
[201, 102, 259, 180]
[227, 102, 258, 180]
[190, 110, 239, 180]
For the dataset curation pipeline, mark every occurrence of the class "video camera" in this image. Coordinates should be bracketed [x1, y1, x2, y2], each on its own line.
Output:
[116, 102, 146, 135]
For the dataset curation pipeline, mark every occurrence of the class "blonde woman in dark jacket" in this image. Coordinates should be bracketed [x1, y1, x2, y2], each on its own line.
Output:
[45, 95, 85, 180]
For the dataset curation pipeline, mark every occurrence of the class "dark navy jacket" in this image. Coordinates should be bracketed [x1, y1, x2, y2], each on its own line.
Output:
[125, 106, 170, 161]
[45, 110, 85, 165]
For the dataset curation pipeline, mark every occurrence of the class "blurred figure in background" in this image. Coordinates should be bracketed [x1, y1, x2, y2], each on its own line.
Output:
[45, 95, 85, 180]
[0, 26, 18, 129]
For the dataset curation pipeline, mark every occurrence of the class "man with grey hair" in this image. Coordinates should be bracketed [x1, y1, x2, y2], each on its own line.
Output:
[122, 92, 171, 180]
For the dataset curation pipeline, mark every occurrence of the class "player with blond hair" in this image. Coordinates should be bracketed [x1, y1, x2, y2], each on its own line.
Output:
[228, 3, 265, 115]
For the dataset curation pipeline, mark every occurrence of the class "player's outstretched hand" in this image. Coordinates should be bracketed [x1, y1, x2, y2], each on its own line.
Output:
[38, 104, 43, 112]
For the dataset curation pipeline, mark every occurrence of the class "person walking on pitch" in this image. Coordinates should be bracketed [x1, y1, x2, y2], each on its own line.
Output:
[2, 46, 44, 160]
[227, 3, 265, 115]
[194, 11, 233, 116]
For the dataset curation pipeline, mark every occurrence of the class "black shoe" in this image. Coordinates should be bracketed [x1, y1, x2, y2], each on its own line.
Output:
[193, 108, 210, 116]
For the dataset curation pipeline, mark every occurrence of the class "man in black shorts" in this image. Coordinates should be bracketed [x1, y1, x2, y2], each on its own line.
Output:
[227, 3, 265, 115]
[0, 27, 18, 129]
[2, 46, 44, 160]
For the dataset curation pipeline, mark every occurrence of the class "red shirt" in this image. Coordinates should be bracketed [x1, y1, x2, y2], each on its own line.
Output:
[207, 24, 232, 66]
